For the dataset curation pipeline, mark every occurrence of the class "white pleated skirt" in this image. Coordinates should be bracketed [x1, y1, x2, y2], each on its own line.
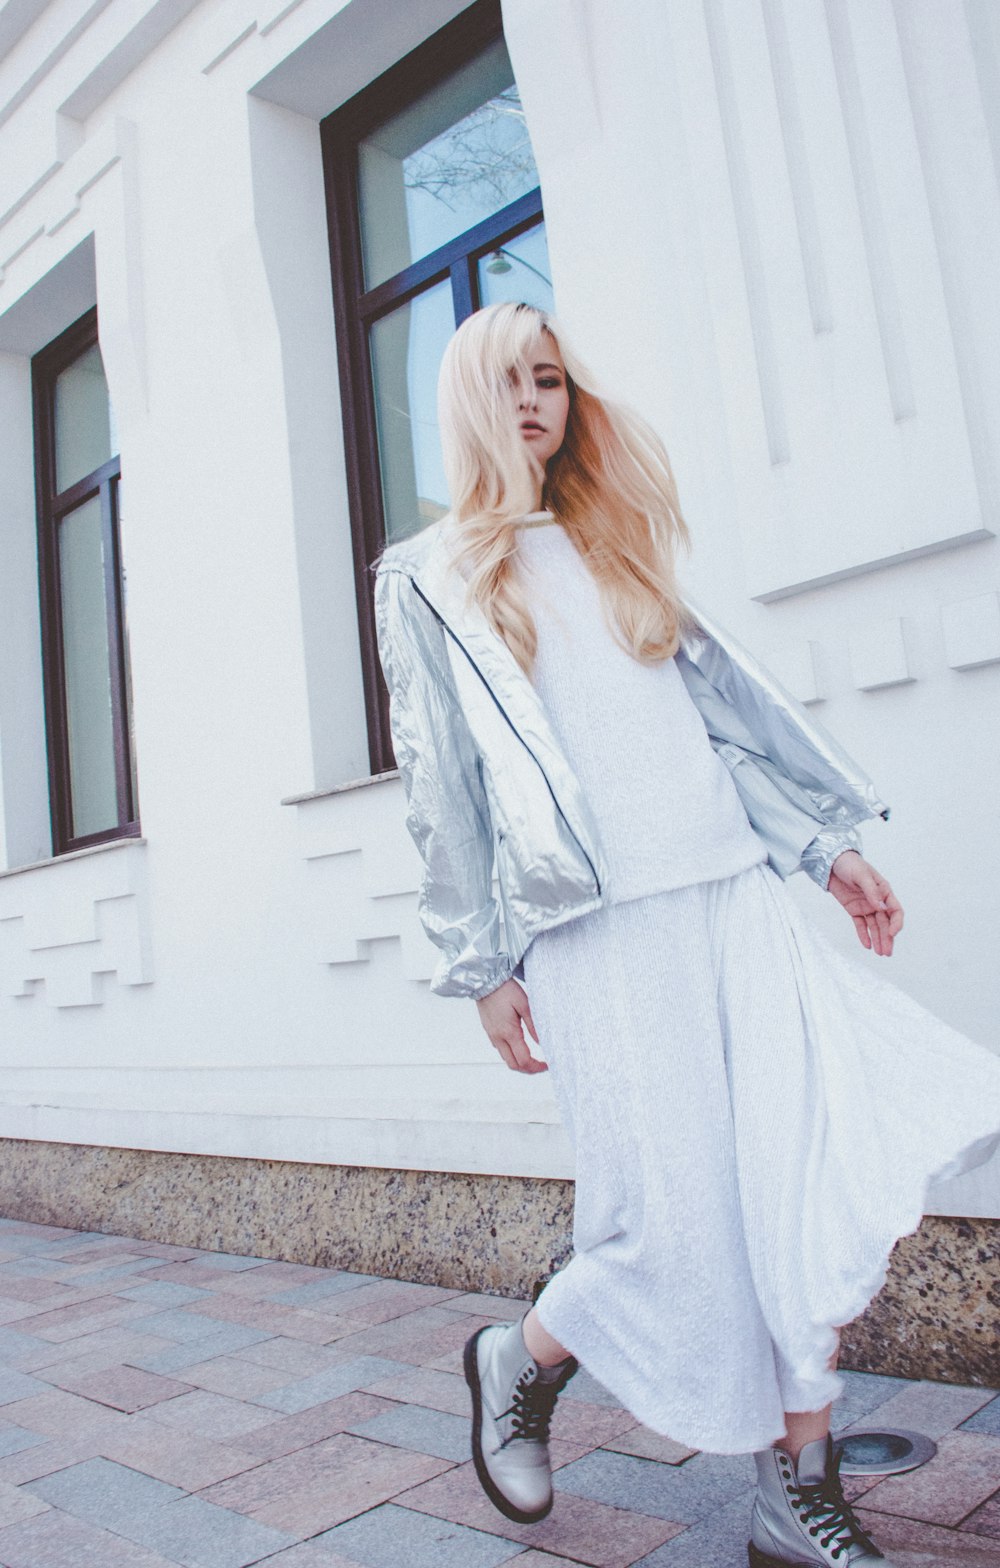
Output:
[522, 859, 1000, 1456]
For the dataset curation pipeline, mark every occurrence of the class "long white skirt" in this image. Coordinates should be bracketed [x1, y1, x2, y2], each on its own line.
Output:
[522, 859, 1000, 1455]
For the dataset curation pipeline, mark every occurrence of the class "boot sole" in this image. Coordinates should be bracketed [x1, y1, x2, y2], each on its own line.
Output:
[463, 1325, 554, 1525]
[747, 1544, 824, 1567]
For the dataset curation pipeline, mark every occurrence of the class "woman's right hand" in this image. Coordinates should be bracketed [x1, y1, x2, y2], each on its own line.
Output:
[476, 978, 548, 1074]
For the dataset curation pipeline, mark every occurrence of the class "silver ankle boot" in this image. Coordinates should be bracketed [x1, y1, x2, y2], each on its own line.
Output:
[463, 1312, 579, 1523]
[749, 1433, 899, 1565]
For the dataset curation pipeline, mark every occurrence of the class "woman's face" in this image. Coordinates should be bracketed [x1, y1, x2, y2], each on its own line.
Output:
[510, 333, 570, 471]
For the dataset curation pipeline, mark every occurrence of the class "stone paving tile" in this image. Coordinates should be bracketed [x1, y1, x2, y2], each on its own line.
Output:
[394, 1460, 685, 1566]
[182, 1253, 273, 1271]
[206, 1263, 344, 1300]
[344, 1401, 472, 1462]
[0, 1506, 186, 1567]
[251, 1355, 422, 1413]
[962, 1491, 1000, 1538]
[43, 1363, 194, 1411]
[436, 1293, 529, 1320]
[0, 1386, 135, 1439]
[840, 1378, 998, 1440]
[552, 1445, 756, 1523]
[198, 1432, 454, 1535]
[9, 1294, 155, 1343]
[323, 1281, 467, 1325]
[964, 1398, 1000, 1437]
[267, 1274, 384, 1308]
[143, 1388, 285, 1441]
[318, 1306, 475, 1363]
[167, 1353, 297, 1400]
[0, 1368, 55, 1405]
[23, 1454, 186, 1526]
[829, 1369, 915, 1430]
[599, 1425, 698, 1466]
[112, 1491, 298, 1567]
[858, 1430, 1000, 1526]
[853, 1506, 1000, 1565]
[129, 1326, 278, 1375]
[27, 1329, 179, 1380]
[314, 1499, 526, 1567]
[0, 1423, 47, 1458]
[628, 1490, 760, 1566]
[0, 1479, 50, 1526]
[233, 1391, 398, 1461]
[358, 1364, 474, 1417]
[117, 1281, 216, 1307]
[231, 1336, 344, 1379]
[179, 1295, 357, 1345]
[0, 1276, 76, 1303]
[0, 1436, 108, 1485]
[95, 1411, 272, 1490]
[559, 1364, 632, 1410]
[233, 1547, 367, 1567]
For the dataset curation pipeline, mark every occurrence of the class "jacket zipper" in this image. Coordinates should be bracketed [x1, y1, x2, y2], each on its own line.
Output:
[409, 576, 602, 896]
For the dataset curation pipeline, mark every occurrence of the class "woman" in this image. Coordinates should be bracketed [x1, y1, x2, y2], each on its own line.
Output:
[372, 301, 1000, 1567]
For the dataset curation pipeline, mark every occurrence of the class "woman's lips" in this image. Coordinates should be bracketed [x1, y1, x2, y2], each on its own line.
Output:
[520, 422, 544, 433]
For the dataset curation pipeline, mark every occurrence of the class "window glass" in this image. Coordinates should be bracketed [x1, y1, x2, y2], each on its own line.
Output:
[478, 221, 553, 312]
[58, 494, 118, 837]
[54, 343, 114, 493]
[370, 282, 455, 543]
[359, 34, 539, 289]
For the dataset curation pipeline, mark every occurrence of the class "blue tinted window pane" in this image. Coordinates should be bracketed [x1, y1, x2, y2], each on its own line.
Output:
[370, 282, 455, 544]
[478, 222, 553, 313]
[359, 35, 539, 289]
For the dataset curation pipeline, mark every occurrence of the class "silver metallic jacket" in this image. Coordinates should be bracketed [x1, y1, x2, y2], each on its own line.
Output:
[373, 517, 890, 1002]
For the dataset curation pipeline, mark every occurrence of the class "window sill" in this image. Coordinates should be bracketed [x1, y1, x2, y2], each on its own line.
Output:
[280, 769, 399, 806]
[0, 836, 147, 881]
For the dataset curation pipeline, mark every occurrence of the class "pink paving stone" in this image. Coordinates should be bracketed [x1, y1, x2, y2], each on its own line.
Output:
[359, 1365, 473, 1417]
[0, 1438, 106, 1486]
[599, 1424, 697, 1465]
[853, 1506, 1000, 1565]
[129, 1260, 248, 1286]
[177, 1296, 354, 1344]
[436, 1293, 530, 1319]
[167, 1354, 300, 1400]
[128, 1242, 205, 1260]
[233, 1391, 398, 1460]
[0, 1481, 50, 1526]
[50, 1364, 194, 1411]
[0, 1506, 185, 1567]
[0, 1277, 76, 1303]
[841, 1380, 998, 1441]
[198, 1431, 453, 1534]
[143, 1388, 284, 1441]
[329, 1312, 494, 1370]
[859, 1431, 1000, 1527]
[13, 1295, 154, 1343]
[394, 1459, 686, 1567]
[207, 1263, 343, 1297]
[0, 1387, 136, 1438]
[321, 1281, 466, 1325]
[46, 1242, 148, 1264]
[961, 1492, 1000, 1539]
[94, 1411, 271, 1490]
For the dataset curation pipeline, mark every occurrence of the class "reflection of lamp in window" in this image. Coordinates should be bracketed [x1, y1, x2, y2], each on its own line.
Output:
[484, 247, 551, 286]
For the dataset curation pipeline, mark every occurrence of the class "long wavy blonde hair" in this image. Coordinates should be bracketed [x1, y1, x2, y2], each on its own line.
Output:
[435, 300, 695, 678]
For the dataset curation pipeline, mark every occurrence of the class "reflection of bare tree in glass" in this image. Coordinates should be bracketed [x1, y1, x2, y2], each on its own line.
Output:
[405, 90, 534, 211]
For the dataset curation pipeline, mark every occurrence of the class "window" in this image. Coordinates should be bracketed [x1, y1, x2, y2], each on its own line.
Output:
[321, 0, 552, 775]
[32, 308, 139, 854]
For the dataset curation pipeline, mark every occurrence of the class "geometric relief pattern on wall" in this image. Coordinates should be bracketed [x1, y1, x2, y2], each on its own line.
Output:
[941, 590, 1000, 671]
[0, 843, 153, 1010]
[296, 781, 505, 989]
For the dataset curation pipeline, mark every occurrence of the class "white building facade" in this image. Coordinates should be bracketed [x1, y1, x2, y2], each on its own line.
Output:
[1, 0, 999, 1313]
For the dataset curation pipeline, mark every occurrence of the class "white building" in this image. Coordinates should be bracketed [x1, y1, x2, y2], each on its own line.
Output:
[1, 0, 998, 1374]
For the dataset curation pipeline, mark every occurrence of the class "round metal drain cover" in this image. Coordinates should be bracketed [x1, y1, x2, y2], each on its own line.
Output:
[834, 1428, 937, 1477]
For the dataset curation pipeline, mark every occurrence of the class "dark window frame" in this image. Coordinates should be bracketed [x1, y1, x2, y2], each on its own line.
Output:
[31, 306, 140, 855]
[320, 0, 544, 775]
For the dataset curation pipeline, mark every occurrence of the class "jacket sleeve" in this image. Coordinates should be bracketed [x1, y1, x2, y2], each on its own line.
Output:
[372, 565, 514, 1001]
[799, 824, 863, 891]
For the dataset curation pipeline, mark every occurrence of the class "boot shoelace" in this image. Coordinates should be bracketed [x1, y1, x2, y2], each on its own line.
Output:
[499, 1363, 574, 1447]
[784, 1446, 883, 1559]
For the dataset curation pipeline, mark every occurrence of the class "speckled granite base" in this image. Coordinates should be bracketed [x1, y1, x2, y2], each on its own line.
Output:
[1, 1139, 996, 1386]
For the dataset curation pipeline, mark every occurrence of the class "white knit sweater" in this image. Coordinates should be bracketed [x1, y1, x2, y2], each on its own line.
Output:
[515, 515, 767, 902]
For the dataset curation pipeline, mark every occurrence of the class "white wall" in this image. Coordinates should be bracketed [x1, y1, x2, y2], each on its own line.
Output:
[0, 0, 997, 1217]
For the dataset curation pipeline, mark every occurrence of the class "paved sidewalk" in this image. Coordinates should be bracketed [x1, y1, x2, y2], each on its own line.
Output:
[0, 1218, 997, 1567]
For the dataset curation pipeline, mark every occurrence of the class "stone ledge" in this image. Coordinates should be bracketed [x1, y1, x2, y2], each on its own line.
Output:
[0, 1137, 995, 1386]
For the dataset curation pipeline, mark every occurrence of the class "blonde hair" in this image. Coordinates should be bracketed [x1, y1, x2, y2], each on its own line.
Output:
[436, 300, 695, 678]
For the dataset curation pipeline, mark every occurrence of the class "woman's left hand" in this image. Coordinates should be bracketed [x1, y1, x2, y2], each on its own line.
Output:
[826, 850, 904, 956]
